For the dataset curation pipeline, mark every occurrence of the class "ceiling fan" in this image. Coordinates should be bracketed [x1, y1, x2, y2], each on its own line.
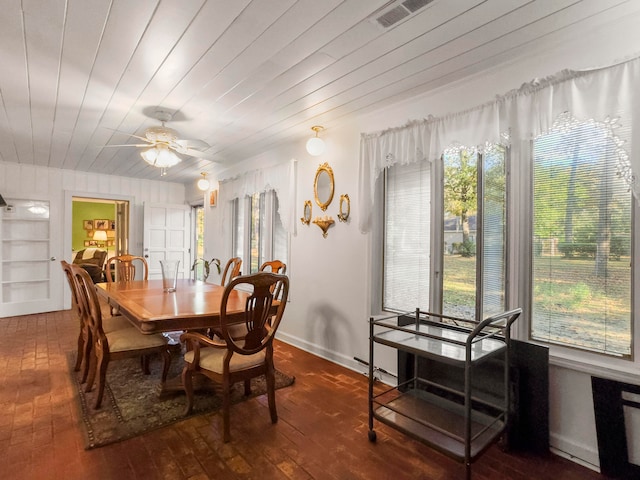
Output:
[105, 110, 215, 175]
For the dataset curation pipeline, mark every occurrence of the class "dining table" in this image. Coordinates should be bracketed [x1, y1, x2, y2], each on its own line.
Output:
[95, 278, 255, 334]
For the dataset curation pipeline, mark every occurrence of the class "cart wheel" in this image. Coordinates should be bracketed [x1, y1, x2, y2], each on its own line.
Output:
[368, 430, 377, 442]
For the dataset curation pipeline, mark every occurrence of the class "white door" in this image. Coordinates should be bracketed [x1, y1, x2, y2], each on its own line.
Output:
[0, 197, 63, 317]
[143, 203, 191, 280]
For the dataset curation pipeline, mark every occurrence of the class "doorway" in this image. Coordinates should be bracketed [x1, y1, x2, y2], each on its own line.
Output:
[71, 197, 130, 261]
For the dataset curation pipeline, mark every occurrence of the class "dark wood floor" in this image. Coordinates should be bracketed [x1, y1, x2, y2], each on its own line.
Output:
[0, 309, 610, 480]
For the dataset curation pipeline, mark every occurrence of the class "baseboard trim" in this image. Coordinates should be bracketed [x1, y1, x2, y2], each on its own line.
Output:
[549, 432, 600, 472]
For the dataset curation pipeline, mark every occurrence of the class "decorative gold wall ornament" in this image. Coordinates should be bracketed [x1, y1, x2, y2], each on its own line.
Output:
[337, 194, 350, 222]
[300, 200, 312, 225]
[314, 162, 334, 211]
[312, 215, 334, 238]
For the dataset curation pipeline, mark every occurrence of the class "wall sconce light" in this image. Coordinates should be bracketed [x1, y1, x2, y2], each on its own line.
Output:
[93, 230, 108, 247]
[306, 126, 325, 156]
[197, 172, 210, 191]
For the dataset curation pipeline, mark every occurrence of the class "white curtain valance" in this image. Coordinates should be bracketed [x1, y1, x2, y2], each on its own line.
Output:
[219, 159, 297, 235]
[358, 56, 640, 233]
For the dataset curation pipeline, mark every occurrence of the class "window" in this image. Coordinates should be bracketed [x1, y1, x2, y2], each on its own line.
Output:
[383, 160, 432, 312]
[232, 191, 288, 274]
[383, 144, 507, 318]
[192, 205, 205, 279]
[531, 114, 632, 357]
[442, 148, 478, 319]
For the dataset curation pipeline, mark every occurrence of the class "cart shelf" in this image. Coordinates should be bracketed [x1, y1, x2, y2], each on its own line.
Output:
[367, 308, 521, 479]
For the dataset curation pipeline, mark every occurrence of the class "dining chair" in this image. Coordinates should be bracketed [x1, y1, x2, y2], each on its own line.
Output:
[259, 260, 287, 300]
[221, 259, 288, 341]
[61, 260, 132, 383]
[71, 263, 171, 409]
[180, 271, 290, 442]
[105, 254, 149, 282]
[220, 257, 242, 286]
[104, 254, 149, 315]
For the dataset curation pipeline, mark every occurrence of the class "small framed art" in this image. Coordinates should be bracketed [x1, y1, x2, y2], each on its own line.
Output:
[94, 219, 109, 230]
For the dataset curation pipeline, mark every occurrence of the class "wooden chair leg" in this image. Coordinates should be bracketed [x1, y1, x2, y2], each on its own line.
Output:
[94, 352, 109, 409]
[79, 330, 92, 384]
[161, 349, 171, 383]
[182, 366, 194, 415]
[85, 349, 97, 393]
[74, 331, 84, 372]
[140, 355, 151, 375]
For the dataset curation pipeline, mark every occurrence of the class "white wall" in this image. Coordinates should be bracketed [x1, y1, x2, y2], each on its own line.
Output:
[0, 161, 186, 310]
[203, 11, 640, 471]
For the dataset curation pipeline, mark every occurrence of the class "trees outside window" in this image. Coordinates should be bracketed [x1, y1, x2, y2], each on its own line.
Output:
[384, 144, 507, 321]
[531, 114, 632, 356]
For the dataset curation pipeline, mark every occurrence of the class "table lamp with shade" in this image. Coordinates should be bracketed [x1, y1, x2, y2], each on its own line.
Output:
[93, 230, 108, 247]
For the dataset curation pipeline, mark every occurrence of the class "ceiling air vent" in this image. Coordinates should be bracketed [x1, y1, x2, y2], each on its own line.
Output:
[372, 0, 435, 29]
[376, 5, 410, 28]
[402, 0, 434, 14]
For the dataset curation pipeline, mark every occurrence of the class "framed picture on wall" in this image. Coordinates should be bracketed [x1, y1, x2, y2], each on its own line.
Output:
[209, 190, 218, 207]
[83, 220, 93, 230]
[94, 219, 109, 230]
[84, 240, 90, 247]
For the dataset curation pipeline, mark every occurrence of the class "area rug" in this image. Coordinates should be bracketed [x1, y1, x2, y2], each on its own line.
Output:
[67, 351, 295, 449]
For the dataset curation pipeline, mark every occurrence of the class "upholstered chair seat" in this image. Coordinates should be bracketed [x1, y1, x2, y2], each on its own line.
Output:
[183, 347, 266, 373]
[106, 328, 169, 353]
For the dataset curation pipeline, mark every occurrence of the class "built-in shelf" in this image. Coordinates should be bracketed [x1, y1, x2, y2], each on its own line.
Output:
[1, 278, 49, 285]
[1, 199, 51, 309]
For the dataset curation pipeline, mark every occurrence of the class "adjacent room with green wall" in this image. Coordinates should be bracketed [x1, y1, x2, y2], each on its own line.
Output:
[71, 200, 115, 253]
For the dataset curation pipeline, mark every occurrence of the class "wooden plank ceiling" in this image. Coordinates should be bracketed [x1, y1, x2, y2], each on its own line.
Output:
[0, 0, 638, 185]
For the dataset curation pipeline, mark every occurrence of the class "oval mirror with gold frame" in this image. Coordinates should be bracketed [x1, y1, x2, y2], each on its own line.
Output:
[337, 194, 350, 222]
[300, 200, 312, 225]
[314, 162, 335, 211]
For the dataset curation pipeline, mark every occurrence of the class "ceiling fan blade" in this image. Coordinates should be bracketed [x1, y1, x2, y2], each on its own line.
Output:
[104, 127, 152, 144]
[174, 138, 210, 150]
[171, 139, 217, 160]
[173, 146, 218, 161]
[101, 143, 153, 148]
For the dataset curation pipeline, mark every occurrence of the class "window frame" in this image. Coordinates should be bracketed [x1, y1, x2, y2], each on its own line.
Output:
[377, 128, 639, 376]
[231, 190, 289, 276]
[521, 134, 638, 373]
[381, 145, 510, 321]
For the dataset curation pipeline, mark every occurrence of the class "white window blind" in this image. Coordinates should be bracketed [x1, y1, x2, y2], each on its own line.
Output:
[532, 114, 632, 356]
[481, 146, 507, 319]
[383, 160, 431, 312]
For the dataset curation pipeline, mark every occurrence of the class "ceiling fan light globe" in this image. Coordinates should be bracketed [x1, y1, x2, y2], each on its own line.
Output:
[155, 147, 181, 168]
[306, 136, 325, 156]
[140, 148, 158, 164]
